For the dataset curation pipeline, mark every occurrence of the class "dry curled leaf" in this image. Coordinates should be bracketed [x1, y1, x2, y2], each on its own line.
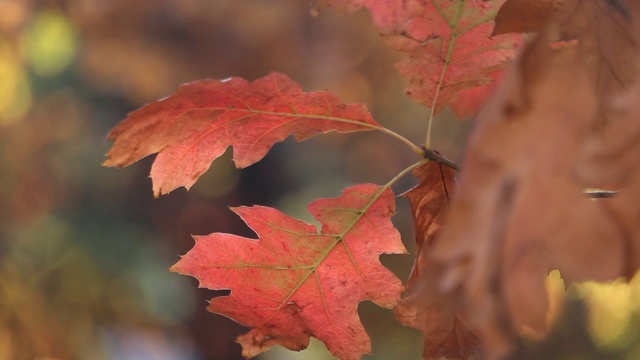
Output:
[394, 160, 481, 360]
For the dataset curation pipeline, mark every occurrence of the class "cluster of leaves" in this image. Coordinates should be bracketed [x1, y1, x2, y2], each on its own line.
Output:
[104, 0, 640, 359]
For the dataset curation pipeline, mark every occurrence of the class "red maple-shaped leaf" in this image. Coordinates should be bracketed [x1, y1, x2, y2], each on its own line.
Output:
[171, 184, 407, 360]
[384, 0, 523, 118]
[103, 72, 382, 196]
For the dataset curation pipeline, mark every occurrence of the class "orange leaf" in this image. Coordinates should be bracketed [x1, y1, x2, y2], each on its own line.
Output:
[171, 184, 407, 360]
[103, 72, 381, 196]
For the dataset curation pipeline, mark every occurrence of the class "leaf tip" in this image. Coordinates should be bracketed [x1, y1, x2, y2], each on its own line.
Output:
[101, 153, 122, 168]
[168, 258, 184, 274]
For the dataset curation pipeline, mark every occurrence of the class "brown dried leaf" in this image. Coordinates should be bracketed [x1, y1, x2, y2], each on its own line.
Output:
[576, 67, 640, 276]
[422, 0, 640, 357]
[493, 0, 563, 35]
[554, 0, 637, 108]
[404, 160, 455, 254]
[394, 161, 481, 359]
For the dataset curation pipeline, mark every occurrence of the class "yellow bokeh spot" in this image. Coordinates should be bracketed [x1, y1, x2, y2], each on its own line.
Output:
[571, 275, 640, 350]
[0, 38, 31, 123]
[23, 10, 78, 77]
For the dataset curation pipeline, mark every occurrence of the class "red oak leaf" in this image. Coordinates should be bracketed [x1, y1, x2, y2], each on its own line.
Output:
[170, 184, 407, 360]
[103, 72, 382, 196]
[384, 0, 523, 118]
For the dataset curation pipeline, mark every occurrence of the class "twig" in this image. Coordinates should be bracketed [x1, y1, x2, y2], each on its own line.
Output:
[421, 146, 461, 171]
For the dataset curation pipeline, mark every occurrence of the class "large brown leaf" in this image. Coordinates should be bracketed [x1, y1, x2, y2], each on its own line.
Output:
[418, 0, 640, 357]
[554, 0, 637, 110]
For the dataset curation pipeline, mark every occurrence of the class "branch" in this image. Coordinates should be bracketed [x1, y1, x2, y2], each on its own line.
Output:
[421, 147, 461, 171]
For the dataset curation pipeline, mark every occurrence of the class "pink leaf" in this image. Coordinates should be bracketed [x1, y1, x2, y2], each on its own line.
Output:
[384, 0, 523, 118]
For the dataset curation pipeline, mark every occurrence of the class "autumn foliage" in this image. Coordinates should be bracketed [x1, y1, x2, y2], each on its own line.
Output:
[172, 185, 405, 360]
[104, 0, 640, 359]
[103, 72, 387, 197]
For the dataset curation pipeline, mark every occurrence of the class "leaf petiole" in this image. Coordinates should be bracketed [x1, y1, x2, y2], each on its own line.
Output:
[425, 13, 460, 149]
[376, 126, 424, 156]
[385, 158, 431, 188]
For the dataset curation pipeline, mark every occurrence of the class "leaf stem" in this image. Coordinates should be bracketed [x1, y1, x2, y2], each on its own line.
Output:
[192, 107, 423, 157]
[425, 1, 465, 149]
[384, 158, 430, 188]
[422, 148, 460, 171]
[376, 127, 424, 156]
[328, 158, 430, 280]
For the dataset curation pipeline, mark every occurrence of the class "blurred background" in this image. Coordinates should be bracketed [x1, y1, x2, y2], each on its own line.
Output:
[0, 0, 473, 359]
[4, 1, 640, 360]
